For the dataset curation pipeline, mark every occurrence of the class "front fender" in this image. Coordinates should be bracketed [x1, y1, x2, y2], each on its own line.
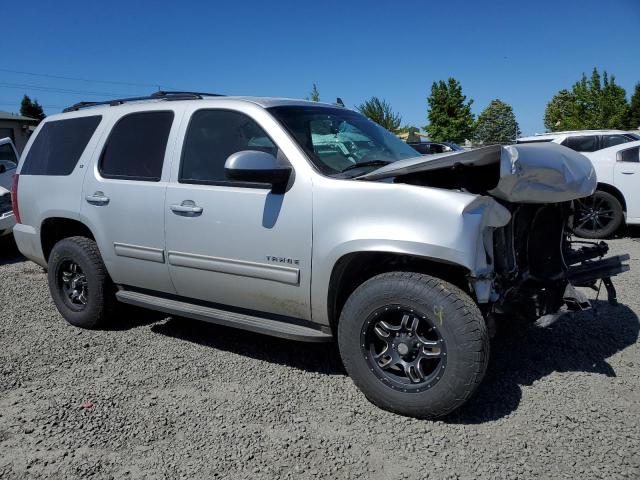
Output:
[310, 177, 511, 325]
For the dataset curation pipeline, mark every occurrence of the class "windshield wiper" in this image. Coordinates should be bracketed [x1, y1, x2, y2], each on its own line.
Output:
[340, 160, 390, 173]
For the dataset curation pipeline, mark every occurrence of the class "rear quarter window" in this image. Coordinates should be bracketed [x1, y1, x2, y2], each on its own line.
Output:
[561, 136, 599, 152]
[21, 116, 102, 175]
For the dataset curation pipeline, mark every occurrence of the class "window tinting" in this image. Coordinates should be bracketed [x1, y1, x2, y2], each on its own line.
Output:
[180, 110, 277, 184]
[100, 111, 173, 181]
[562, 136, 599, 152]
[618, 146, 640, 163]
[21, 116, 101, 175]
[602, 134, 632, 149]
[0, 143, 18, 171]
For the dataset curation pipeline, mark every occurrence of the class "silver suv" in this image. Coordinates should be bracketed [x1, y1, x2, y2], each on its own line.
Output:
[12, 92, 629, 418]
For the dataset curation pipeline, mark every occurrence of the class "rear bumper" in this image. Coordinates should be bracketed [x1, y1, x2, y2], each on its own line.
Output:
[12, 223, 47, 267]
[0, 210, 15, 237]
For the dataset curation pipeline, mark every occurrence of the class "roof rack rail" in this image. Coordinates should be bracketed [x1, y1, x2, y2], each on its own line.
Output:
[63, 90, 224, 113]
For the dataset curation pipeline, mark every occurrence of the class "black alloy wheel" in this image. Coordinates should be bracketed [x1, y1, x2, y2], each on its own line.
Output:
[362, 306, 446, 392]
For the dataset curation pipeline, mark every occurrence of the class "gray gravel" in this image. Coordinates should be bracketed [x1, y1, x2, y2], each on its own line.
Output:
[1, 234, 639, 479]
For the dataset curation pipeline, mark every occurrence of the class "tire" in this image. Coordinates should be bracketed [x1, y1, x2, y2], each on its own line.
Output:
[573, 190, 624, 239]
[338, 272, 489, 419]
[47, 236, 114, 329]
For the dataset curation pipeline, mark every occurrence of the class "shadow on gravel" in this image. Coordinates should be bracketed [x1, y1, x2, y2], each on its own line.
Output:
[100, 306, 170, 331]
[152, 317, 345, 375]
[0, 235, 25, 265]
[445, 300, 639, 424]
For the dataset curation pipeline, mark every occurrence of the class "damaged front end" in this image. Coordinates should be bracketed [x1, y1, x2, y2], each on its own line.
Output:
[359, 142, 630, 321]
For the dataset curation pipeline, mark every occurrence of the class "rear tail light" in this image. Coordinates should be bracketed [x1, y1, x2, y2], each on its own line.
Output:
[11, 173, 20, 224]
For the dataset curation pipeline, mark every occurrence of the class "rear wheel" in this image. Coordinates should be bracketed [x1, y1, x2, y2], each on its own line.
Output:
[338, 272, 489, 419]
[573, 190, 624, 239]
[48, 236, 114, 329]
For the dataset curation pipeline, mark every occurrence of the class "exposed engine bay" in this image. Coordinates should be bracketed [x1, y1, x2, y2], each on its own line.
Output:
[359, 142, 630, 321]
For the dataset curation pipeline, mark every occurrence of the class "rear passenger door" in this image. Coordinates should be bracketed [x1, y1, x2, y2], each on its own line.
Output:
[614, 145, 640, 221]
[80, 108, 183, 293]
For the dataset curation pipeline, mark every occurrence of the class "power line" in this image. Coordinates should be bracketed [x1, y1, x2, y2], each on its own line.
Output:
[0, 68, 168, 89]
[0, 81, 139, 97]
[0, 101, 67, 109]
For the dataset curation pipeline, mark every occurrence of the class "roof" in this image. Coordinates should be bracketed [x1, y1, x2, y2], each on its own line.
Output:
[518, 129, 632, 141]
[0, 111, 39, 122]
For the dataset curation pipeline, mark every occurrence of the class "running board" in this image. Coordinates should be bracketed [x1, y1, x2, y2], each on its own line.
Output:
[115, 290, 333, 343]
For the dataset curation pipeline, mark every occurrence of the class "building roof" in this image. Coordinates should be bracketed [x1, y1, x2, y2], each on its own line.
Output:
[0, 111, 39, 122]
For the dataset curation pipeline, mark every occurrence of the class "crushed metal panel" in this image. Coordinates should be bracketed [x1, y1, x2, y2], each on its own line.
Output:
[491, 142, 597, 203]
[358, 142, 597, 204]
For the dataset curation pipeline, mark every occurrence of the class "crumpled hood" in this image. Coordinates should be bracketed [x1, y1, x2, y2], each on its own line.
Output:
[357, 143, 597, 203]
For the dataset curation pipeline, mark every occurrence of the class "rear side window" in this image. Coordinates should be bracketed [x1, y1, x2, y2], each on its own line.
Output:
[602, 134, 632, 149]
[617, 146, 640, 163]
[100, 111, 174, 181]
[0, 143, 18, 172]
[180, 110, 277, 185]
[21, 116, 101, 175]
[562, 136, 599, 152]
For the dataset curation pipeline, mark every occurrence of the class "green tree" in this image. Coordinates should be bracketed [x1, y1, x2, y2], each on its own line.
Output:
[626, 83, 640, 130]
[356, 97, 402, 133]
[543, 68, 629, 131]
[306, 83, 320, 102]
[424, 78, 474, 143]
[473, 99, 520, 145]
[20, 95, 45, 122]
[544, 89, 581, 131]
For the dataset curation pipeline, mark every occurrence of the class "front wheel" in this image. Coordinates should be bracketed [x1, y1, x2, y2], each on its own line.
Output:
[338, 272, 489, 419]
[573, 190, 624, 239]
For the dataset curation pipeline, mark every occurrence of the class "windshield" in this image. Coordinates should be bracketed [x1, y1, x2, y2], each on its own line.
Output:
[268, 106, 419, 176]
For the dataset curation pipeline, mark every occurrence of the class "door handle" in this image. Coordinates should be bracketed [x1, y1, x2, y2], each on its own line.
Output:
[170, 200, 203, 215]
[621, 172, 635, 175]
[85, 191, 109, 205]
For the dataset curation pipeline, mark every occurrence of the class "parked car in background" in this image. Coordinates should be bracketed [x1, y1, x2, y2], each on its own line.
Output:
[518, 131, 640, 238]
[408, 141, 463, 155]
[11, 92, 629, 418]
[517, 130, 640, 153]
[572, 140, 640, 238]
[0, 137, 18, 236]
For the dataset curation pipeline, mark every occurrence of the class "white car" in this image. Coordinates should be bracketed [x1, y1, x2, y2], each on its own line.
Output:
[571, 141, 640, 238]
[0, 137, 19, 237]
[518, 131, 640, 238]
[517, 129, 640, 153]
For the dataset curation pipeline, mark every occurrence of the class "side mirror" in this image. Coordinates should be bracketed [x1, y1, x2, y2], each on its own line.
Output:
[224, 150, 292, 194]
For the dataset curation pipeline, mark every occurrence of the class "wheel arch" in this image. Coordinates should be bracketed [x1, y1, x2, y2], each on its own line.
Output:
[41, 217, 96, 262]
[326, 251, 471, 333]
[597, 182, 627, 212]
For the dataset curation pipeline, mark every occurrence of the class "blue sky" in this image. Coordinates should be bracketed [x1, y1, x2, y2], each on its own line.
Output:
[2, 0, 639, 135]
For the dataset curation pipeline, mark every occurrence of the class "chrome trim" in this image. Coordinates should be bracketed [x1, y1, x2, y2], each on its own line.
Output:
[167, 251, 300, 286]
[113, 243, 165, 263]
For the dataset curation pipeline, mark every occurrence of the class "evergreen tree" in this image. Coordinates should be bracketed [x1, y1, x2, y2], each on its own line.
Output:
[626, 83, 640, 130]
[307, 83, 320, 102]
[356, 97, 402, 133]
[424, 78, 474, 143]
[20, 95, 46, 122]
[474, 99, 521, 145]
[543, 68, 629, 131]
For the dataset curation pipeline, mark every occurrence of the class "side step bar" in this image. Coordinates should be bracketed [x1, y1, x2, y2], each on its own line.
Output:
[116, 290, 333, 343]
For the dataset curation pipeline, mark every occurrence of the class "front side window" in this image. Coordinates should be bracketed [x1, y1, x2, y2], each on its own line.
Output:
[268, 106, 418, 176]
[21, 116, 102, 175]
[180, 110, 277, 185]
[100, 111, 173, 181]
[617, 146, 640, 163]
[562, 135, 599, 152]
[0, 143, 18, 172]
[602, 135, 633, 149]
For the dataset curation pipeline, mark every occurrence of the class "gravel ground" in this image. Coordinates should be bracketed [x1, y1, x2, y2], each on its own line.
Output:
[0, 234, 639, 479]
